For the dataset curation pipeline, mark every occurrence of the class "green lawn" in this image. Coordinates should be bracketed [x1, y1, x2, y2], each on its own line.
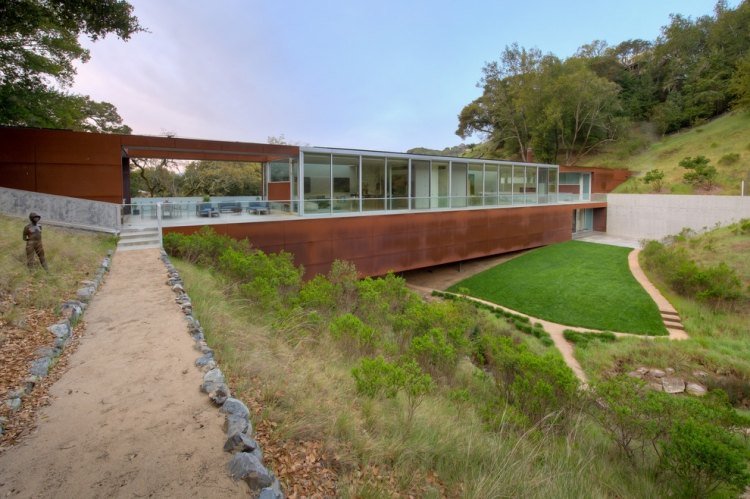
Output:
[447, 241, 667, 335]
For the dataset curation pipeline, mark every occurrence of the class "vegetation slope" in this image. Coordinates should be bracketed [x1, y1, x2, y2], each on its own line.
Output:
[583, 111, 750, 194]
[166, 228, 750, 498]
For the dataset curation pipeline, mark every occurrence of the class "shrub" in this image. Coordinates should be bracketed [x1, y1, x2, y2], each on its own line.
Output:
[591, 375, 750, 495]
[643, 169, 665, 192]
[718, 152, 740, 165]
[641, 240, 743, 304]
[563, 330, 617, 348]
[330, 313, 377, 353]
[355, 273, 412, 326]
[163, 226, 248, 265]
[660, 420, 750, 497]
[298, 275, 337, 314]
[477, 335, 579, 428]
[679, 155, 717, 190]
[327, 260, 359, 312]
[409, 328, 458, 377]
[351, 356, 433, 426]
[221, 248, 303, 309]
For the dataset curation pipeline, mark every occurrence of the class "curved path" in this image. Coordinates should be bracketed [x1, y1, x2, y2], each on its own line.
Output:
[0, 249, 244, 498]
[408, 247, 690, 385]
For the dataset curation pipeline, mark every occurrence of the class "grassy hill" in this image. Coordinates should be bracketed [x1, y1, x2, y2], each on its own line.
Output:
[582, 112, 750, 195]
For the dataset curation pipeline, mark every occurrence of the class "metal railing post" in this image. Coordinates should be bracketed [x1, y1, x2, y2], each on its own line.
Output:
[157, 202, 163, 248]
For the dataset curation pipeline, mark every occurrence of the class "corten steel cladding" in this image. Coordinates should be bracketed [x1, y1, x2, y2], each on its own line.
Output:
[559, 165, 631, 193]
[0, 127, 300, 204]
[163, 203, 603, 278]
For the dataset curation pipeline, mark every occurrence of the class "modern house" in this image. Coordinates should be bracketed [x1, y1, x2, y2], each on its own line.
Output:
[0, 127, 629, 276]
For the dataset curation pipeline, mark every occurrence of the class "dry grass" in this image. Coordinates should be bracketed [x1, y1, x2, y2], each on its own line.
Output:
[0, 213, 116, 443]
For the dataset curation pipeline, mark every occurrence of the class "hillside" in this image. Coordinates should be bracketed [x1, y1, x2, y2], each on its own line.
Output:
[582, 112, 750, 194]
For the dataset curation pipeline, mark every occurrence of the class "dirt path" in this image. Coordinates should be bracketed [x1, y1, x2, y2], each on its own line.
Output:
[0, 249, 244, 498]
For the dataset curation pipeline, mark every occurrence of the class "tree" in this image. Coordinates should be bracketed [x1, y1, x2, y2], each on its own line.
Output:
[680, 155, 717, 190]
[129, 158, 181, 197]
[181, 161, 262, 197]
[457, 44, 547, 162]
[457, 44, 623, 164]
[643, 169, 665, 192]
[0, 0, 143, 131]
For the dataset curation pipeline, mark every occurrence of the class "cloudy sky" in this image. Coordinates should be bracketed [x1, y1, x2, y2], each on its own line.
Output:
[72, 0, 729, 152]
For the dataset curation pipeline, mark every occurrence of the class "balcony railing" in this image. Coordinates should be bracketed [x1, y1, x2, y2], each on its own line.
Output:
[120, 192, 607, 227]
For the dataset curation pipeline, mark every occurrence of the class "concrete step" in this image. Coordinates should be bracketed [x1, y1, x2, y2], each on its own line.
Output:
[118, 235, 161, 246]
[117, 228, 161, 251]
[663, 320, 685, 330]
[117, 242, 162, 252]
[660, 309, 680, 317]
[120, 229, 159, 237]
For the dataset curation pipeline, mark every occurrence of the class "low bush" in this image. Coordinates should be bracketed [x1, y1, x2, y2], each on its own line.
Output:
[409, 328, 458, 377]
[718, 152, 740, 165]
[477, 335, 579, 429]
[641, 240, 744, 305]
[351, 356, 433, 426]
[563, 330, 617, 348]
[591, 376, 750, 496]
[330, 313, 377, 353]
[163, 227, 247, 266]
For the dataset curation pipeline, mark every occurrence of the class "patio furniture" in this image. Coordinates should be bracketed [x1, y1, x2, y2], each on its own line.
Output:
[197, 203, 220, 217]
[248, 200, 270, 215]
[219, 201, 242, 214]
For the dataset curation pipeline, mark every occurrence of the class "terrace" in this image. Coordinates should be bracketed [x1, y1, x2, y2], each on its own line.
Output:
[122, 147, 604, 229]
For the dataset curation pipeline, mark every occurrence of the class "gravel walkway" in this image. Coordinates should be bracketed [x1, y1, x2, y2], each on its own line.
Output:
[0, 249, 244, 498]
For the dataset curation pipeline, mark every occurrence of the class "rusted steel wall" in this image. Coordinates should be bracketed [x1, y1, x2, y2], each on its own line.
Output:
[593, 207, 607, 232]
[0, 127, 123, 203]
[267, 182, 291, 201]
[164, 203, 605, 277]
[560, 165, 630, 193]
[0, 127, 301, 204]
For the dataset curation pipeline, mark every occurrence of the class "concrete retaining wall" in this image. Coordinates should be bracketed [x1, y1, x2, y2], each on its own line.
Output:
[607, 194, 750, 241]
[0, 187, 120, 233]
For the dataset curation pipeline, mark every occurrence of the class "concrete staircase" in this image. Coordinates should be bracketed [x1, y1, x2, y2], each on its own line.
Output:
[117, 227, 161, 251]
[660, 309, 685, 331]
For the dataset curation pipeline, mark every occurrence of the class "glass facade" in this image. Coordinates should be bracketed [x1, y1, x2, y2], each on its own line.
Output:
[295, 148, 588, 216]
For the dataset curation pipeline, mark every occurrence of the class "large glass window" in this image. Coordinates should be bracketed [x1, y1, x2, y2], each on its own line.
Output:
[538, 167, 549, 204]
[548, 168, 558, 203]
[411, 160, 430, 209]
[302, 152, 331, 213]
[499, 165, 512, 205]
[431, 161, 449, 208]
[524, 166, 537, 204]
[362, 156, 385, 211]
[484, 164, 498, 205]
[582, 173, 591, 201]
[388, 158, 409, 210]
[332, 154, 358, 212]
[451, 162, 467, 208]
[468, 163, 483, 206]
[269, 160, 290, 181]
[512, 165, 526, 204]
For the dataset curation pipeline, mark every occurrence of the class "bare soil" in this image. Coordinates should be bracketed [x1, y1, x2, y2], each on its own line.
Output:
[0, 249, 245, 498]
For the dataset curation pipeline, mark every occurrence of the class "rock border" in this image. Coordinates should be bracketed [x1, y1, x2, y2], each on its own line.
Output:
[159, 250, 284, 499]
[1, 251, 113, 436]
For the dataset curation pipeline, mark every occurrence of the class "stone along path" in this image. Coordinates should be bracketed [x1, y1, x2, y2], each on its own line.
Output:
[0, 249, 244, 498]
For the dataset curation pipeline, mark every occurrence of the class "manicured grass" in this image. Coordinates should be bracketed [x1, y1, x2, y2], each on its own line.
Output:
[448, 241, 667, 335]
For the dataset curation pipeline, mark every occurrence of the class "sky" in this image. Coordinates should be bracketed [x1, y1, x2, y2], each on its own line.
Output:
[72, 0, 733, 152]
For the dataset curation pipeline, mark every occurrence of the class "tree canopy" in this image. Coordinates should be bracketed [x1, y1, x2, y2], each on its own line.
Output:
[0, 0, 143, 132]
[457, 0, 750, 164]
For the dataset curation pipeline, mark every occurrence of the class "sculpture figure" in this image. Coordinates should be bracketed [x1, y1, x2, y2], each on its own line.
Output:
[23, 212, 48, 272]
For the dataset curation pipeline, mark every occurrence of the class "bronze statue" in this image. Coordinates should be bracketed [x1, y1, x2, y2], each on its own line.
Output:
[23, 212, 48, 272]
